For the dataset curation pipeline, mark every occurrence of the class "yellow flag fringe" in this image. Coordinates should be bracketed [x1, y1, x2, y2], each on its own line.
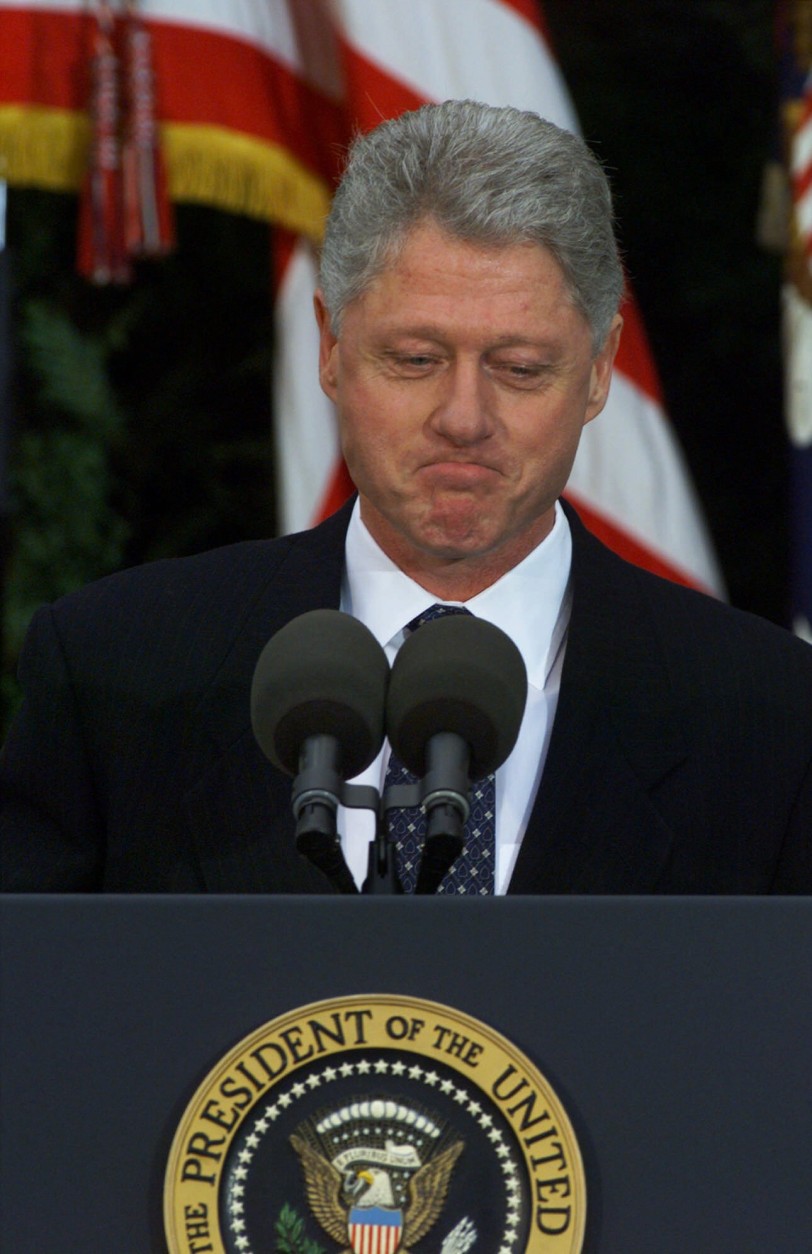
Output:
[0, 105, 330, 240]
[0, 106, 90, 193]
[162, 124, 330, 239]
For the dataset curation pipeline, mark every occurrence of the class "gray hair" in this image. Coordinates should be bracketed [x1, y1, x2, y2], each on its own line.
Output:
[318, 99, 624, 351]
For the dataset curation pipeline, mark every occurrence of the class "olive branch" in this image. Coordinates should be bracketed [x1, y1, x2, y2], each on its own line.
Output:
[274, 1203, 327, 1254]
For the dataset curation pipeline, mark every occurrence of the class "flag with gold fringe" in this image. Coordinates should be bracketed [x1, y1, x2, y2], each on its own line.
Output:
[0, 0, 723, 594]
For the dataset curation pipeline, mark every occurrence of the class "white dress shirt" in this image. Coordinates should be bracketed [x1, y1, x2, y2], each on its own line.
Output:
[338, 499, 573, 892]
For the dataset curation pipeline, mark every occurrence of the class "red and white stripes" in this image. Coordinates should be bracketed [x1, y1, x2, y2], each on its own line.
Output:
[274, 0, 723, 594]
[790, 70, 812, 273]
[0, 0, 724, 593]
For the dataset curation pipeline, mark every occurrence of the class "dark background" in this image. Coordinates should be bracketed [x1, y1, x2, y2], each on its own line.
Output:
[0, 0, 789, 728]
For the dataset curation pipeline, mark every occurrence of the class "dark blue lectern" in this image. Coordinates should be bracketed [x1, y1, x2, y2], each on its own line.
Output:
[2, 895, 811, 1252]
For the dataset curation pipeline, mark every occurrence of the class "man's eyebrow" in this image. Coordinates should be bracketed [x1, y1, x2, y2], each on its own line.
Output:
[372, 324, 447, 340]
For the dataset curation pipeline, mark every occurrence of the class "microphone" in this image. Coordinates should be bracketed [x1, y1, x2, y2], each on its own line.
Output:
[385, 614, 527, 893]
[251, 609, 390, 892]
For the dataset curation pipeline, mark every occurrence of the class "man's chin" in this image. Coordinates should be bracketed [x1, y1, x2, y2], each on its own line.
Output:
[360, 494, 536, 570]
[405, 499, 556, 570]
[411, 513, 502, 562]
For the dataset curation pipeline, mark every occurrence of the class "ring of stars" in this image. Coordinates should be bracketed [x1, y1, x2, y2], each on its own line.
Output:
[224, 1054, 526, 1254]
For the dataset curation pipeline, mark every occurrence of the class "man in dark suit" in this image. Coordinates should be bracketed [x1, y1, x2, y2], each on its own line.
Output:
[2, 101, 811, 892]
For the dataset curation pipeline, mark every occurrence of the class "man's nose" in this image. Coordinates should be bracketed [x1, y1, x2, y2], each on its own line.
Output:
[429, 359, 495, 444]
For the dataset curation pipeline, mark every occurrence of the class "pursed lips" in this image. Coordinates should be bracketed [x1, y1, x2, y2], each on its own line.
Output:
[416, 458, 505, 480]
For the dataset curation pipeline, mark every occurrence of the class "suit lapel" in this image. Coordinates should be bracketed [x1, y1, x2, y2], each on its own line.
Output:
[182, 503, 353, 892]
[509, 506, 689, 893]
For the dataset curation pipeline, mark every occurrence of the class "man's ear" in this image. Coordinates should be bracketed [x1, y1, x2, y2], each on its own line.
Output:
[314, 290, 339, 401]
[584, 313, 623, 425]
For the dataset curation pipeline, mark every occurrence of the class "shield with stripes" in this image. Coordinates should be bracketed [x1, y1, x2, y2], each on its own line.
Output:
[348, 1205, 403, 1254]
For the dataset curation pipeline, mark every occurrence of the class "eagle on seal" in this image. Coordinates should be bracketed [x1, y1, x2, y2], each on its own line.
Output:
[289, 1132, 463, 1253]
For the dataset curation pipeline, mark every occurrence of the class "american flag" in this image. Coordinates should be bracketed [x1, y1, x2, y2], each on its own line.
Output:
[0, 0, 723, 596]
[790, 71, 812, 271]
[781, 5, 812, 640]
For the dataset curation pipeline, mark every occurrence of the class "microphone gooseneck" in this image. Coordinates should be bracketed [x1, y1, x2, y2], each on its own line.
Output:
[252, 608, 528, 897]
[251, 609, 389, 892]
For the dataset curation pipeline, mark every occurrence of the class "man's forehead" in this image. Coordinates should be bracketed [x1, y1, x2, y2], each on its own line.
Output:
[376, 216, 560, 275]
[344, 223, 582, 341]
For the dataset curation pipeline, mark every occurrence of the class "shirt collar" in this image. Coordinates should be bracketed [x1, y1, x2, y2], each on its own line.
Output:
[341, 499, 572, 690]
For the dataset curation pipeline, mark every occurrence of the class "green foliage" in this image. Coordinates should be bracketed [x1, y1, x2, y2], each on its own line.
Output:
[1, 190, 274, 736]
[22, 294, 127, 431]
[274, 1203, 327, 1254]
[2, 292, 131, 724]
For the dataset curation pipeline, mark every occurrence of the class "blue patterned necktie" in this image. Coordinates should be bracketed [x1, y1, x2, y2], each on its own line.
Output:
[387, 604, 497, 895]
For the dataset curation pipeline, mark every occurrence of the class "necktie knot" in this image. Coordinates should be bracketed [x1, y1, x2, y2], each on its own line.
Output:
[406, 603, 470, 634]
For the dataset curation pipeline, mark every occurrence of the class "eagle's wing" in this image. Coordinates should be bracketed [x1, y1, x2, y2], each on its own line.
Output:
[402, 1140, 464, 1247]
[288, 1132, 348, 1247]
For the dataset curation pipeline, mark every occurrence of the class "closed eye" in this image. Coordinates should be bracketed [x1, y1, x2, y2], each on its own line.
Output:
[385, 353, 441, 375]
[490, 361, 551, 389]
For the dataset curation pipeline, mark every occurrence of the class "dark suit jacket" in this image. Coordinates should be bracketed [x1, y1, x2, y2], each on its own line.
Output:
[2, 501, 811, 893]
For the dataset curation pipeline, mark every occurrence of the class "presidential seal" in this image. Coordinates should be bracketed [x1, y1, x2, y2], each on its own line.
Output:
[164, 995, 586, 1253]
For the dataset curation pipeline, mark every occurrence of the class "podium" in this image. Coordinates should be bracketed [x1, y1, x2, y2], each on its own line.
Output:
[2, 895, 812, 1252]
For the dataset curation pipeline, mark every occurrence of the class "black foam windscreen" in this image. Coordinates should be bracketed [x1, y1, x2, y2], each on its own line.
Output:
[251, 609, 390, 778]
[386, 614, 528, 779]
